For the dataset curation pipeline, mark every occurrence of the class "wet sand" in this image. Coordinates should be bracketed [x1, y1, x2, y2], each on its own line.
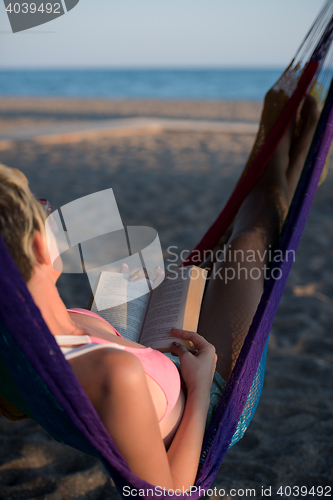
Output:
[0, 99, 332, 499]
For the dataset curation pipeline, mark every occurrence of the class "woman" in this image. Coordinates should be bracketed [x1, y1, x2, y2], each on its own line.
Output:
[0, 94, 319, 491]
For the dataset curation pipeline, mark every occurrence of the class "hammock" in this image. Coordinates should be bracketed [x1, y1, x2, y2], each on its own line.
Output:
[1, 2, 333, 498]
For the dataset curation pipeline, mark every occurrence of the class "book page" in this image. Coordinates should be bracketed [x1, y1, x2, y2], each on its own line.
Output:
[139, 268, 191, 349]
[91, 272, 151, 342]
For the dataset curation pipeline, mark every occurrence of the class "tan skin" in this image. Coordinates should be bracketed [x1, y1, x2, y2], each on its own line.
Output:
[26, 94, 318, 490]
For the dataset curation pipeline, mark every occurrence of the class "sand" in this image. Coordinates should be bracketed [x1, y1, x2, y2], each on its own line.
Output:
[0, 99, 332, 499]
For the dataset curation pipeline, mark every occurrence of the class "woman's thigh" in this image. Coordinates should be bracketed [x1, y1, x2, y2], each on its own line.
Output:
[198, 230, 266, 381]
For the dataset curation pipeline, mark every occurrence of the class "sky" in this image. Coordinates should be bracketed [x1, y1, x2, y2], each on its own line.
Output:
[0, 0, 327, 68]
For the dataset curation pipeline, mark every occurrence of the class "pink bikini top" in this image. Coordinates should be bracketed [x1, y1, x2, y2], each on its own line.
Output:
[64, 308, 181, 422]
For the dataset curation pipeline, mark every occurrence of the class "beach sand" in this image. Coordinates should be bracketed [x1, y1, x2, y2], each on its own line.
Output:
[0, 99, 332, 499]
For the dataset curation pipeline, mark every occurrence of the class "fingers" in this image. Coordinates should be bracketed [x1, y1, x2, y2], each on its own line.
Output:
[129, 266, 164, 282]
[129, 269, 146, 282]
[155, 265, 164, 278]
[129, 269, 153, 282]
[170, 328, 210, 351]
[120, 265, 149, 281]
[170, 341, 189, 358]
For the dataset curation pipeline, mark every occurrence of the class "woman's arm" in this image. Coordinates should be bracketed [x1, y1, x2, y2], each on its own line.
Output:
[69, 348, 174, 487]
[166, 384, 210, 488]
[69, 330, 216, 491]
[166, 329, 217, 488]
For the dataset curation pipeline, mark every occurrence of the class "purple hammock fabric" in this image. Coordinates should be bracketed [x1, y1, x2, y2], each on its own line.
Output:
[1, 75, 333, 500]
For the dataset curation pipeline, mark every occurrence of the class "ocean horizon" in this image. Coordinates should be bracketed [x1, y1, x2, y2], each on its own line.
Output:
[0, 68, 284, 101]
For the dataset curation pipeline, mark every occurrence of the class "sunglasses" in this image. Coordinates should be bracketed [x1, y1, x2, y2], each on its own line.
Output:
[37, 198, 52, 217]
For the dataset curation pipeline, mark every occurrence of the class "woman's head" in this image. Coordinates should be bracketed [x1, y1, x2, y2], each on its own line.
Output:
[0, 163, 46, 282]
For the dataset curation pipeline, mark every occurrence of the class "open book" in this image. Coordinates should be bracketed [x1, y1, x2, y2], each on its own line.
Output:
[90, 265, 207, 351]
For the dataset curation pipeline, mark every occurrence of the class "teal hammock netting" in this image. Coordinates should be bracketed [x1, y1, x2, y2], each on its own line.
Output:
[1, 2, 333, 498]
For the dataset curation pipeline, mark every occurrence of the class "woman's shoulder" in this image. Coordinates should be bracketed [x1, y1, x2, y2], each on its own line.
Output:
[67, 308, 112, 326]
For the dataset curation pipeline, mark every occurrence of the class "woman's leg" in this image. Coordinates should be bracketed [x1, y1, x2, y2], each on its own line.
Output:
[198, 96, 320, 381]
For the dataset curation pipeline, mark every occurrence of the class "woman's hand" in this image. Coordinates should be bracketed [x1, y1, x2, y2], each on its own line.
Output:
[170, 329, 217, 398]
[166, 330, 217, 487]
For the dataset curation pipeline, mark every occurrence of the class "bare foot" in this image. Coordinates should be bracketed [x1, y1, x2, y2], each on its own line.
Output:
[238, 94, 320, 241]
[208, 94, 319, 268]
[286, 95, 320, 201]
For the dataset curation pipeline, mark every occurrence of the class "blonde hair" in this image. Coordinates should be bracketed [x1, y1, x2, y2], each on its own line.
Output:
[0, 164, 46, 282]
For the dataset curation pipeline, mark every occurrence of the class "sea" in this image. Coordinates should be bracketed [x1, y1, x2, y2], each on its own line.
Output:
[0, 68, 283, 100]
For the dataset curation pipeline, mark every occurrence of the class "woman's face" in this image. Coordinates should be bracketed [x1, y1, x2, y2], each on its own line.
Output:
[30, 228, 63, 285]
[44, 217, 64, 278]
[36, 199, 63, 279]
